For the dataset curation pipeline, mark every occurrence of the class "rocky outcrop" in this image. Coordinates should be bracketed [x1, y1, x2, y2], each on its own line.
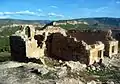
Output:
[1, 59, 120, 84]
[0, 61, 86, 84]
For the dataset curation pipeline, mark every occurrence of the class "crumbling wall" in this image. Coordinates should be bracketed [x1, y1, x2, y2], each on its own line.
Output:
[67, 29, 119, 58]
[104, 41, 118, 57]
[9, 25, 29, 61]
[89, 42, 104, 65]
[10, 25, 67, 64]
[102, 30, 119, 57]
[10, 25, 44, 63]
[36, 26, 67, 36]
[46, 33, 90, 64]
[112, 29, 120, 47]
[10, 25, 107, 65]
[10, 36, 27, 61]
[46, 33, 104, 65]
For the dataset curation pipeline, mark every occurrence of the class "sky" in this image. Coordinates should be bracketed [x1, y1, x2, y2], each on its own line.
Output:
[0, 0, 120, 20]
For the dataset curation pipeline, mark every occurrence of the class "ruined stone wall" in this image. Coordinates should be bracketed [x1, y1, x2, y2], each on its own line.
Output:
[10, 25, 107, 65]
[36, 26, 67, 36]
[26, 40, 40, 59]
[45, 33, 105, 65]
[89, 43, 104, 65]
[10, 36, 27, 61]
[104, 41, 118, 57]
[67, 29, 119, 58]
[46, 33, 93, 64]
[10, 25, 47, 64]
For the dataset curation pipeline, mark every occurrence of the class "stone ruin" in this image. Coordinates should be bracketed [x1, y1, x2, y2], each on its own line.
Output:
[9, 24, 119, 65]
[67, 29, 118, 58]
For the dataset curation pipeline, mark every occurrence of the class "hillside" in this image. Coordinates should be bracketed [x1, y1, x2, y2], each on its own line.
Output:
[56, 17, 120, 30]
[0, 17, 120, 28]
[79, 17, 120, 28]
[0, 19, 51, 26]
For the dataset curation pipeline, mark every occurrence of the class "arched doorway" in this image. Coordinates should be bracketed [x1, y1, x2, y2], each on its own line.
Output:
[25, 26, 31, 38]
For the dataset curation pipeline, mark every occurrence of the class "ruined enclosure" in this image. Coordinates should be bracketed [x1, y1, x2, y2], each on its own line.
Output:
[9, 25, 119, 65]
[67, 30, 118, 58]
[46, 33, 90, 64]
[45, 33, 104, 65]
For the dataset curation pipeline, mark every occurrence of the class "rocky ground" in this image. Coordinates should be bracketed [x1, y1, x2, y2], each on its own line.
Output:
[0, 52, 120, 84]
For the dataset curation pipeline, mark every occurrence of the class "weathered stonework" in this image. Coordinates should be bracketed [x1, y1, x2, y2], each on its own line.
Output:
[10, 36, 27, 61]
[9, 24, 119, 65]
[67, 29, 118, 58]
[89, 42, 104, 65]
[104, 40, 118, 57]
[46, 33, 104, 65]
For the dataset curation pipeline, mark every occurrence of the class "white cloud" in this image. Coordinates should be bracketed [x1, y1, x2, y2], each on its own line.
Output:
[50, 6, 58, 8]
[57, 14, 64, 18]
[37, 9, 42, 12]
[0, 10, 65, 19]
[0, 12, 15, 15]
[0, 15, 10, 19]
[48, 12, 56, 16]
[0, 12, 3, 15]
[48, 12, 64, 18]
[0, 10, 46, 17]
[95, 7, 108, 12]
[0, 10, 35, 15]
[3, 12, 15, 15]
[37, 13, 46, 17]
[16, 10, 35, 15]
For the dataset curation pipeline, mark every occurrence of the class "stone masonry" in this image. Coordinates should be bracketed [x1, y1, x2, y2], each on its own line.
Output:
[9, 24, 119, 65]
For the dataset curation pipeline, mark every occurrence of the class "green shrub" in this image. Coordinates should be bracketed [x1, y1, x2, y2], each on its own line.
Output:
[0, 26, 20, 53]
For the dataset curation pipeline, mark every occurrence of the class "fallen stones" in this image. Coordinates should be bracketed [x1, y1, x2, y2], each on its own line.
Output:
[65, 61, 87, 72]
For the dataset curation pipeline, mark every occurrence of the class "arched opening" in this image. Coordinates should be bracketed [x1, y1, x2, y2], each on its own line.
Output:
[25, 26, 31, 38]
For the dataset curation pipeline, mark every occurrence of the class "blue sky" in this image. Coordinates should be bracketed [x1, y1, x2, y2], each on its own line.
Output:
[0, 0, 120, 20]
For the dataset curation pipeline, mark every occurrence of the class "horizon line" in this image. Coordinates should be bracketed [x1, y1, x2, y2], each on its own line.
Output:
[0, 16, 120, 21]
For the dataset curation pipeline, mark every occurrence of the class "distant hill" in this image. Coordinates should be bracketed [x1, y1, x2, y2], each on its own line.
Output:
[0, 19, 51, 25]
[56, 17, 120, 29]
[79, 17, 120, 28]
[0, 17, 120, 28]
